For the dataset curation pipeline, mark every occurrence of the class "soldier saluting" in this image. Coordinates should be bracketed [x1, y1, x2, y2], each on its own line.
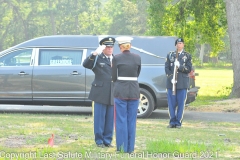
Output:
[83, 37, 115, 148]
[165, 38, 192, 128]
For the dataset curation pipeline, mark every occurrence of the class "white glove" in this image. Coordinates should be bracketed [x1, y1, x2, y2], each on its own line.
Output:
[95, 45, 106, 54]
[174, 61, 180, 68]
[171, 79, 175, 84]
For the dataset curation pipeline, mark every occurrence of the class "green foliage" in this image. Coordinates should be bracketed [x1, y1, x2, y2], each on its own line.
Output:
[104, 0, 148, 35]
[0, 0, 149, 50]
[145, 0, 167, 36]
[147, 0, 227, 61]
[191, 56, 202, 67]
[217, 85, 232, 98]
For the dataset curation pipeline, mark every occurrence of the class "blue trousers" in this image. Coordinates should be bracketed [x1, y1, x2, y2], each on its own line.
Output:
[167, 89, 187, 126]
[114, 98, 139, 153]
[94, 102, 114, 145]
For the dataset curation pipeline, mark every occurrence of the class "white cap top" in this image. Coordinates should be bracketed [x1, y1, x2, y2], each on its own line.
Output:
[115, 36, 133, 44]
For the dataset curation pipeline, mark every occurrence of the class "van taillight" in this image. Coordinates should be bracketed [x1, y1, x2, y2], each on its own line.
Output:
[189, 70, 195, 80]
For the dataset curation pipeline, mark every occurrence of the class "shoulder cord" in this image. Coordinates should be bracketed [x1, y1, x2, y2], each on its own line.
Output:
[91, 55, 98, 70]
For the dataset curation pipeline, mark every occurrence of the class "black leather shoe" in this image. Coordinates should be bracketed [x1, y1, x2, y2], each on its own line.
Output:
[97, 144, 105, 148]
[104, 144, 114, 147]
[175, 125, 181, 129]
[167, 124, 175, 128]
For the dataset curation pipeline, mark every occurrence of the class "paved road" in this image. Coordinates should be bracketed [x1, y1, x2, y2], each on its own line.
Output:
[149, 109, 240, 122]
[0, 105, 239, 122]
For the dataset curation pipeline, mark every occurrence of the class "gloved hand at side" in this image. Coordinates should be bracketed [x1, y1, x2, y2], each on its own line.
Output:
[174, 61, 180, 68]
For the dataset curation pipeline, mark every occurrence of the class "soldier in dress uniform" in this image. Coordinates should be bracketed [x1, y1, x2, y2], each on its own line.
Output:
[83, 37, 115, 148]
[165, 38, 192, 129]
[112, 36, 141, 153]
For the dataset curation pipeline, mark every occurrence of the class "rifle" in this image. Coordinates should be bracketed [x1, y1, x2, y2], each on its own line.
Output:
[172, 51, 178, 95]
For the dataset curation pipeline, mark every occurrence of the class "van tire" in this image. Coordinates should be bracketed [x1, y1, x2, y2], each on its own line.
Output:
[138, 88, 155, 118]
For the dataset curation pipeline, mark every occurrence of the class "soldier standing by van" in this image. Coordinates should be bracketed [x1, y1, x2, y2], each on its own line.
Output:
[165, 38, 192, 128]
[112, 36, 141, 153]
[83, 37, 115, 147]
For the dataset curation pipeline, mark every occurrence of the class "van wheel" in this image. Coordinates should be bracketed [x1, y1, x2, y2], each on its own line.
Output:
[138, 88, 155, 118]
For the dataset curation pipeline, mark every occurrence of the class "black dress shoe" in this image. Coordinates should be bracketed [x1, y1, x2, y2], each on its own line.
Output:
[167, 124, 175, 128]
[104, 144, 114, 147]
[97, 144, 105, 148]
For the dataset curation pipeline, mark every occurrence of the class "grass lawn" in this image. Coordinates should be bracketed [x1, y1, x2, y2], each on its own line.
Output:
[190, 67, 233, 107]
[0, 113, 239, 160]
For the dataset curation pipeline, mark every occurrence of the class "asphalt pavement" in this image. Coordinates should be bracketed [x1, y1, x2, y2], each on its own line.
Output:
[0, 105, 239, 122]
[149, 109, 240, 122]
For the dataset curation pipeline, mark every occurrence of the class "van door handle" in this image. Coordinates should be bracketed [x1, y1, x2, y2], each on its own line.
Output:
[71, 71, 80, 75]
[18, 71, 28, 75]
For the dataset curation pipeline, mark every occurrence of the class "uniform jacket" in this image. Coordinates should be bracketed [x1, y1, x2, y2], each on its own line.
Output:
[165, 50, 192, 89]
[112, 50, 141, 99]
[83, 53, 114, 105]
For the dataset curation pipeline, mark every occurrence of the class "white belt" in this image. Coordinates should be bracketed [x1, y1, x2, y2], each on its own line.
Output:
[117, 77, 138, 81]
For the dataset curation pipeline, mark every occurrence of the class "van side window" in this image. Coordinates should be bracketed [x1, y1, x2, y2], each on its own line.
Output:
[39, 49, 83, 66]
[0, 49, 32, 66]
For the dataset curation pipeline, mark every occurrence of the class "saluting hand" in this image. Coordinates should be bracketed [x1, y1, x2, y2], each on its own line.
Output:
[93, 45, 106, 55]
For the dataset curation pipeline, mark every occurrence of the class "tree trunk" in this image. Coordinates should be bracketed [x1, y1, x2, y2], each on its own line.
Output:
[0, 43, 3, 51]
[226, 0, 240, 98]
[74, 0, 79, 33]
[199, 44, 205, 66]
[48, 0, 56, 35]
[211, 57, 218, 64]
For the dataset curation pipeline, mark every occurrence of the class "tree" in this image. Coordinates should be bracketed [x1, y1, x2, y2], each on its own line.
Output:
[0, 0, 105, 50]
[146, 0, 167, 36]
[0, 0, 150, 51]
[0, 1, 12, 51]
[226, 0, 240, 97]
[147, 0, 227, 64]
[103, 0, 148, 35]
